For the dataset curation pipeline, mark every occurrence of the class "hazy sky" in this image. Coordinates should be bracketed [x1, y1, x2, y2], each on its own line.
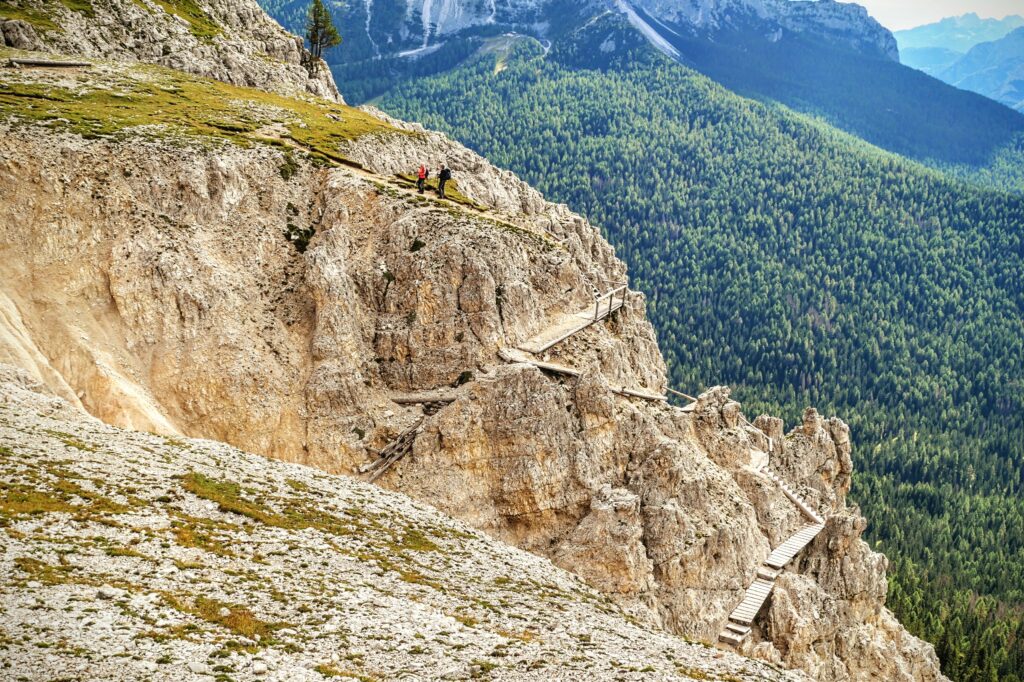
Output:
[852, 0, 1024, 31]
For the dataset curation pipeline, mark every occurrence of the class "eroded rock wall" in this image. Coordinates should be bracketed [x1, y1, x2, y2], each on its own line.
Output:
[1, 0, 338, 100]
[0, 114, 946, 681]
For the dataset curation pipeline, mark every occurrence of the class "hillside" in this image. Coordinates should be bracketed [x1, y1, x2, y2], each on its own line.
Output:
[253, 0, 1024, 179]
[378, 38, 1024, 682]
[0, 45, 947, 681]
[0, 363, 805, 681]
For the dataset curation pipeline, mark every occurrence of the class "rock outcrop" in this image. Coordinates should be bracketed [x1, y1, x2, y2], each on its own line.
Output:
[0, 363, 804, 681]
[0, 52, 946, 682]
[0, 0, 338, 99]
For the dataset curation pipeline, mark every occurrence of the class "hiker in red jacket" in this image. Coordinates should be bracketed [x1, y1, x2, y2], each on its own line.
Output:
[417, 164, 428, 193]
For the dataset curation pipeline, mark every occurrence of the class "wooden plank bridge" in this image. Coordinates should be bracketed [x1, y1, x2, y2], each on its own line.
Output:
[364, 279, 704, 481]
[498, 348, 668, 402]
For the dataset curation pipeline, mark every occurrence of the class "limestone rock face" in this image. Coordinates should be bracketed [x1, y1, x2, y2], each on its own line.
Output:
[0, 364, 806, 682]
[1, 0, 339, 100]
[0, 69, 945, 682]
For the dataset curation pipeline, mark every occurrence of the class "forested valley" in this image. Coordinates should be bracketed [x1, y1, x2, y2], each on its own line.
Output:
[380, 41, 1024, 681]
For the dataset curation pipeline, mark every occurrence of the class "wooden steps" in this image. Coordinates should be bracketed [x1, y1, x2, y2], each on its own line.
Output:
[728, 578, 774, 625]
[763, 469, 825, 524]
[765, 523, 825, 569]
[361, 417, 425, 482]
[718, 630, 746, 646]
[725, 623, 750, 636]
[719, 465, 829, 647]
[498, 347, 580, 376]
[499, 348, 666, 402]
[613, 386, 667, 402]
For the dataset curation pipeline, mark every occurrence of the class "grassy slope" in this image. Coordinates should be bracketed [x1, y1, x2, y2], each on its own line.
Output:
[0, 51, 397, 161]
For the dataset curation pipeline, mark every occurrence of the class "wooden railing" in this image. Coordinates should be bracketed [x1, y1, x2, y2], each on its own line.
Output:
[593, 281, 628, 321]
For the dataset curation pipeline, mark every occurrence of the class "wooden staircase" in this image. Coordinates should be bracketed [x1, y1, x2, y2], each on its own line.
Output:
[718, 457, 826, 647]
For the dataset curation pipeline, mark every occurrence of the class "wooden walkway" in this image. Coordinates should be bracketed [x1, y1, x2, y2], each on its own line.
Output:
[499, 348, 667, 403]
[718, 461, 826, 646]
[517, 283, 628, 354]
[763, 469, 825, 525]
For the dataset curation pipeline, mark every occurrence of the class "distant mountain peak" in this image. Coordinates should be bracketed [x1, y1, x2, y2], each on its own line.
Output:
[627, 0, 898, 61]
[895, 12, 1024, 53]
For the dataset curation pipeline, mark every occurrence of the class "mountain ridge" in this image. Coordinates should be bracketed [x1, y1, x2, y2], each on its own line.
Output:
[377, 36, 1024, 681]
[936, 27, 1024, 112]
[895, 12, 1024, 53]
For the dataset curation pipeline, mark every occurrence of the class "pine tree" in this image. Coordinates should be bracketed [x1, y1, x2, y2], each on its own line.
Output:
[305, 0, 340, 74]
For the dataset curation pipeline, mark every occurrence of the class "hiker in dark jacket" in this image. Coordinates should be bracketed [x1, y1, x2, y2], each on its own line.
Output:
[417, 164, 428, 193]
[438, 164, 452, 199]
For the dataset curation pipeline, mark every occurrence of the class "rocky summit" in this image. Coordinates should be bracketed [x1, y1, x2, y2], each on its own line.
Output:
[0, 0, 947, 679]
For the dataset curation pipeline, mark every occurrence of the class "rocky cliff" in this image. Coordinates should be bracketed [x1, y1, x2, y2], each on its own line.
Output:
[0, 362, 803, 681]
[630, 0, 899, 60]
[0, 43, 944, 682]
[0, 0, 338, 99]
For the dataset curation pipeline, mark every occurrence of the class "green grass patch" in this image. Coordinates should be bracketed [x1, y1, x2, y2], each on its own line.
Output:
[157, 593, 285, 644]
[180, 472, 450, 589]
[193, 596, 277, 640]
[0, 58, 399, 164]
[104, 546, 147, 559]
[150, 0, 220, 39]
[396, 528, 439, 553]
[44, 429, 97, 452]
[181, 472, 278, 525]
[0, 485, 77, 516]
[313, 664, 374, 680]
[0, 0, 59, 29]
[14, 556, 77, 584]
[169, 511, 239, 557]
[180, 472, 446, 554]
[58, 0, 93, 16]
[0, 466, 129, 519]
[395, 173, 487, 212]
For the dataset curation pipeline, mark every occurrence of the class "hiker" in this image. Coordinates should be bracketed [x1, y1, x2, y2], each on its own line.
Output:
[438, 164, 452, 199]
[417, 163, 428, 193]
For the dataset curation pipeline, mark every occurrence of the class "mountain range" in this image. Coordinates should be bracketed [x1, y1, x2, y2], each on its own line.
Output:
[0, 0, 956, 676]
[321, 2, 1024, 681]
[3, 0, 1024, 679]
[257, 0, 1024, 172]
[895, 12, 1024, 55]
[899, 17, 1024, 114]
